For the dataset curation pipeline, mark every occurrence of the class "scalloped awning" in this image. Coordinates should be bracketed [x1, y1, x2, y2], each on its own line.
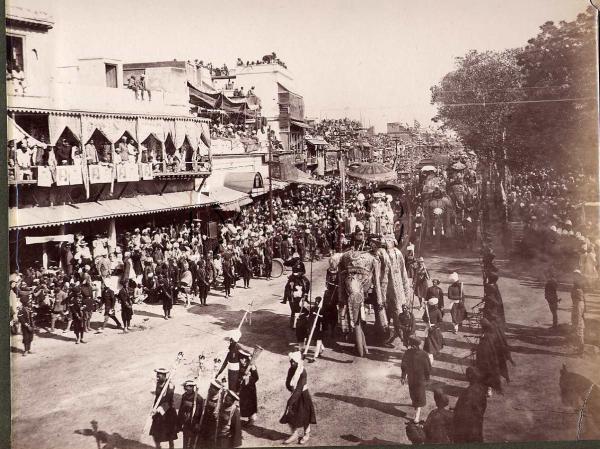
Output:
[9, 192, 216, 230]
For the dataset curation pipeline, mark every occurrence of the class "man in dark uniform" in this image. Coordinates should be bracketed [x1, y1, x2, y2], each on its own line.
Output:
[425, 279, 445, 313]
[216, 390, 242, 448]
[196, 263, 209, 306]
[216, 330, 244, 393]
[156, 275, 174, 319]
[17, 296, 35, 355]
[544, 271, 560, 328]
[150, 368, 178, 449]
[98, 285, 122, 332]
[263, 244, 273, 280]
[401, 335, 431, 423]
[282, 259, 311, 328]
[177, 380, 203, 449]
[453, 366, 488, 443]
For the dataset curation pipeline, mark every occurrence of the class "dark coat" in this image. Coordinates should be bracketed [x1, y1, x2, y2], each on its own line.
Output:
[453, 382, 487, 443]
[426, 285, 445, 311]
[177, 391, 203, 432]
[149, 381, 178, 442]
[280, 367, 316, 428]
[239, 368, 259, 417]
[424, 408, 454, 443]
[401, 348, 431, 407]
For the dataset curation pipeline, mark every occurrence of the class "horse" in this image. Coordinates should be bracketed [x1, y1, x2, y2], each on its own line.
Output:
[559, 364, 600, 439]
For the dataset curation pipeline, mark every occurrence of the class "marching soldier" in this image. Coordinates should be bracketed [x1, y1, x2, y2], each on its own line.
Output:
[215, 330, 244, 393]
[238, 349, 259, 424]
[17, 295, 35, 355]
[216, 390, 243, 448]
[401, 335, 431, 424]
[150, 368, 178, 449]
[413, 257, 430, 310]
[282, 260, 311, 328]
[425, 279, 445, 313]
[177, 380, 203, 449]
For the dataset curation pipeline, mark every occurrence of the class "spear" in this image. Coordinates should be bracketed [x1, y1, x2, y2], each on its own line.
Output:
[304, 297, 324, 359]
[141, 352, 184, 439]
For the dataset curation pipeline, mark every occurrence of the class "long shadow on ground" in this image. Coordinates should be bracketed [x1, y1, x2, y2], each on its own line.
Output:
[75, 420, 154, 449]
[314, 392, 407, 418]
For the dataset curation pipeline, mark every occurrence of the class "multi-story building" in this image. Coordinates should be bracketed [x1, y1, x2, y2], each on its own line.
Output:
[7, 2, 216, 270]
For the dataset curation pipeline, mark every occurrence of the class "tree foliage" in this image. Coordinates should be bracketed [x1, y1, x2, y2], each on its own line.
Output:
[431, 6, 598, 172]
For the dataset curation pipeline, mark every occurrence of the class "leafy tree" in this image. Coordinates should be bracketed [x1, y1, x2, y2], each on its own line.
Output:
[431, 6, 598, 173]
[515, 6, 597, 170]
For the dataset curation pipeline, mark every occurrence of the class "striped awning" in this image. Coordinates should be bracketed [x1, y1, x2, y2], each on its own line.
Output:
[208, 186, 252, 212]
[9, 191, 216, 230]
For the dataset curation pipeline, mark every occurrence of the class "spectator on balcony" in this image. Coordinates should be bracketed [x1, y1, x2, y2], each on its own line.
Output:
[11, 64, 26, 96]
[85, 139, 99, 164]
[127, 75, 139, 100]
[138, 75, 151, 101]
[98, 144, 112, 164]
[55, 138, 72, 165]
[16, 143, 33, 179]
[247, 86, 255, 97]
[117, 136, 129, 163]
[237, 58, 244, 66]
[72, 145, 84, 166]
[127, 139, 139, 162]
[8, 141, 16, 172]
[34, 144, 46, 167]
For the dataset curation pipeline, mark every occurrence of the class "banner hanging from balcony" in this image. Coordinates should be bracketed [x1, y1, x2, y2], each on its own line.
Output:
[139, 163, 154, 180]
[55, 166, 70, 186]
[37, 166, 53, 187]
[88, 165, 113, 184]
[48, 115, 82, 145]
[116, 162, 141, 182]
[81, 115, 137, 144]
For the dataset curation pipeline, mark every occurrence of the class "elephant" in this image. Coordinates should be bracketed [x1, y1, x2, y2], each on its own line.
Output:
[426, 194, 455, 247]
[375, 238, 412, 342]
[334, 249, 385, 357]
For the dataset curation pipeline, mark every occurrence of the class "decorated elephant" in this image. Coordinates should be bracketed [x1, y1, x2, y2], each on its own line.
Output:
[426, 189, 455, 247]
[375, 237, 412, 341]
[334, 249, 384, 357]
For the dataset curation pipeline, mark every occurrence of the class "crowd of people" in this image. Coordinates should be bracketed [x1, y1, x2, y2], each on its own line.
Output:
[505, 168, 599, 275]
[236, 52, 288, 70]
[8, 130, 211, 182]
[10, 140, 597, 446]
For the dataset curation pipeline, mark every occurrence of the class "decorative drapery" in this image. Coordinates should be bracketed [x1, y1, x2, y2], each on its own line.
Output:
[81, 115, 137, 144]
[138, 117, 165, 144]
[174, 119, 200, 149]
[48, 114, 81, 145]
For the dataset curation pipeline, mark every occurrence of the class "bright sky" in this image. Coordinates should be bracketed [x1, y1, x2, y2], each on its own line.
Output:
[26, 0, 591, 132]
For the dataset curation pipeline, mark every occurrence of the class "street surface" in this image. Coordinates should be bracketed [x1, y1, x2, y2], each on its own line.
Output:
[11, 245, 600, 448]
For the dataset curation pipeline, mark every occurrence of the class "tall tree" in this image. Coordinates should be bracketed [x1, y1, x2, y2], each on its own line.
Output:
[515, 6, 597, 170]
[430, 49, 524, 165]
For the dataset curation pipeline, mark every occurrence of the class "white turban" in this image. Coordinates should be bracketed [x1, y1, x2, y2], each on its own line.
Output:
[449, 272, 459, 283]
[289, 351, 303, 364]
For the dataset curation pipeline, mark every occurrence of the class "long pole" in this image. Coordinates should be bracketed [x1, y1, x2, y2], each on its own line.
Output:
[268, 133, 273, 226]
[303, 297, 324, 357]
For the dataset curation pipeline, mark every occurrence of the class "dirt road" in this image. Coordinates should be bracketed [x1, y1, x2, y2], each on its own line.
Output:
[11, 249, 600, 448]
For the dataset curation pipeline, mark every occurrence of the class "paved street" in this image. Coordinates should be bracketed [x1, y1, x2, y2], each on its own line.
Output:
[12, 243, 600, 449]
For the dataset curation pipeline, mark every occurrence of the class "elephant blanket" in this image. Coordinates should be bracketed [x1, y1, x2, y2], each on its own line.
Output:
[377, 246, 411, 314]
[337, 250, 383, 334]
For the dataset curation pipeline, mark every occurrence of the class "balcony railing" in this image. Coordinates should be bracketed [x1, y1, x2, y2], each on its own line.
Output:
[8, 159, 212, 185]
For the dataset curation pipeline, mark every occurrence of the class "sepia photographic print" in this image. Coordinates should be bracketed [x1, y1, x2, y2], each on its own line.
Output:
[5, 1, 600, 448]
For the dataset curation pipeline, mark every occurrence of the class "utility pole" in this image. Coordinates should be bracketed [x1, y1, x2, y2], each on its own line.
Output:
[267, 132, 274, 226]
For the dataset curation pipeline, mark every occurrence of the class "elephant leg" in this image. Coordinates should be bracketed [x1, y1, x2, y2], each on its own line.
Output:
[354, 321, 369, 357]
